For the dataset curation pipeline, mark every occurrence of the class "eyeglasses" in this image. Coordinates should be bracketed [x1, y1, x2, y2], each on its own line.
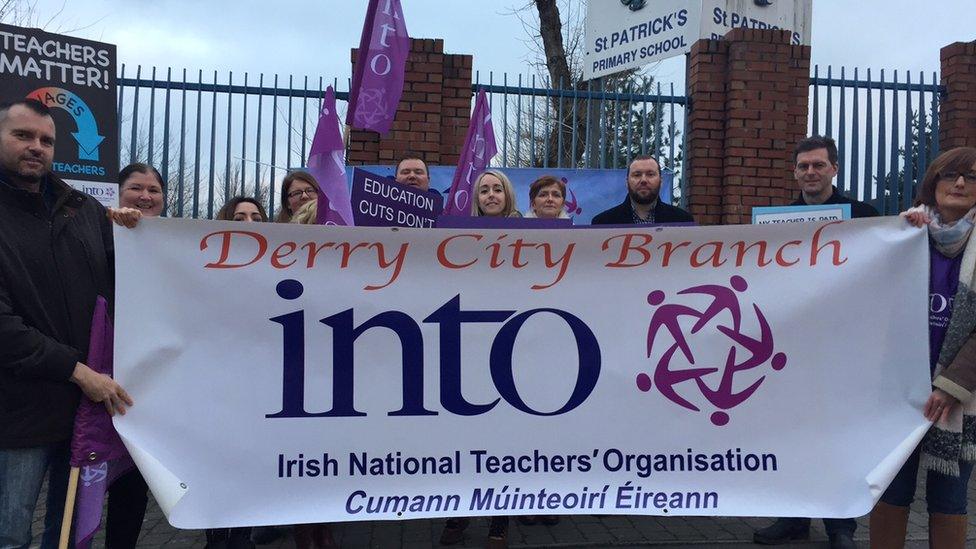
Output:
[939, 172, 976, 185]
[287, 188, 316, 199]
[795, 161, 832, 172]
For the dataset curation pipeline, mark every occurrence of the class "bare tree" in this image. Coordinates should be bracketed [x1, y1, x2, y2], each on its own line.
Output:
[0, 0, 37, 25]
[503, 0, 669, 169]
[1, 0, 104, 36]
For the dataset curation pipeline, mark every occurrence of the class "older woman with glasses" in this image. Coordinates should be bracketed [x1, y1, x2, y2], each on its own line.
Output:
[872, 147, 976, 549]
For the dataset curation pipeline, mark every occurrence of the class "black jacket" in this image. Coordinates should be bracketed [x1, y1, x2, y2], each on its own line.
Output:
[791, 187, 879, 219]
[0, 171, 114, 448]
[591, 196, 695, 225]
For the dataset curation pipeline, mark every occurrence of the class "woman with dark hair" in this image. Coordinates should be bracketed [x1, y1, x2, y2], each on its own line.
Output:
[103, 163, 167, 548]
[217, 196, 268, 222]
[872, 147, 976, 549]
[524, 175, 569, 220]
[276, 171, 320, 223]
[118, 162, 165, 217]
[200, 197, 267, 549]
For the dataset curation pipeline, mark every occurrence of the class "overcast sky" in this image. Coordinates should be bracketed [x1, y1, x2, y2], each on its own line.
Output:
[23, 0, 976, 90]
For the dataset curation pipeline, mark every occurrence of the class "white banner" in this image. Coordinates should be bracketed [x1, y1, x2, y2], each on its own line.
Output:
[114, 217, 930, 528]
[584, 0, 812, 79]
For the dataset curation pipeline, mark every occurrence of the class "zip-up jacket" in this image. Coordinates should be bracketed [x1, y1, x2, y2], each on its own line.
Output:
[0, 171, 113, 448]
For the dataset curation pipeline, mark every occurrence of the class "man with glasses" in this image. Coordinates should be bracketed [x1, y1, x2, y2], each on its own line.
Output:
[751, 136, 876, 549]
[789, 135, 879, 218]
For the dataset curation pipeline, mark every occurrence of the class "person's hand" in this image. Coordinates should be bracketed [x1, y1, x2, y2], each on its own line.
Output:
[70, 362, 134, 416]
[901, 210, 931, 228]
[107, 207, 142, 228]
[924, 388, 959, 423]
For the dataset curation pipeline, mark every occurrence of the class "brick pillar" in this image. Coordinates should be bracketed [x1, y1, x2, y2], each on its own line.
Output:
[686, 29, 811, 225]
[347, 38, 473, 167]
[940, 41, 976, 150]
[685, 40, 729, 225]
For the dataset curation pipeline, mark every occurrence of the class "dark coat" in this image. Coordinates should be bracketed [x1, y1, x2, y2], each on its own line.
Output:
[591, 196, 695, 225]
[791, 187, 879, 219]
[0, 171, 114, 448]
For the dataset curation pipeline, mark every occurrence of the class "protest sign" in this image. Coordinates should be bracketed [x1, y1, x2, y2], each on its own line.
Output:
[752, 204, 851, 225]
[350, 168, 444, 227]
[0, 23, 118, 184]
[114, 217, 930, 527]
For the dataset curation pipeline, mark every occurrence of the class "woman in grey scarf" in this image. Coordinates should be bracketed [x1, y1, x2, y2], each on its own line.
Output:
[871, 147, 976, 548]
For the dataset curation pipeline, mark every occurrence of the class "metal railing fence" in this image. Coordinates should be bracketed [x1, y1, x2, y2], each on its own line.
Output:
[810, 65, 944, 215]
[116, 66, 686, 219]
[117, 63, 945, 219]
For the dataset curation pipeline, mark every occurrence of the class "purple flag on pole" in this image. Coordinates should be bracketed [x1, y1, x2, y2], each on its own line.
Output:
[442, 89, 498, 216]
[309, 86, 355, 226]
[70, 296, 133, 549]
[346, 0, 409, 135]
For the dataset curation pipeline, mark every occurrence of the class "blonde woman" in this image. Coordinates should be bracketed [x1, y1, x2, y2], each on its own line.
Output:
[470, 169, 521, 218]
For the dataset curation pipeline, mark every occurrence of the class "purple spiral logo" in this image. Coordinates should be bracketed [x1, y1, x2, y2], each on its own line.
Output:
[636, 276, 787, 426]
[562, 178, 583, 216]
[354, 88, 391, 127]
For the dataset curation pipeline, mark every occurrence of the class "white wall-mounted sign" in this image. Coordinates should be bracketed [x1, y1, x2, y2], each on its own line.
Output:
[584, 0, 813, 80]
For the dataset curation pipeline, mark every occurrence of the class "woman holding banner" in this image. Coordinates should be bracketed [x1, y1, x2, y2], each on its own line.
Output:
[470, 169, 522, 218]
[101, 163, 166, 548]
[217, 196, 268, 223]
[280, 200, 338, 548]
[117, 162, 165, 217]
[524, 175, 569, 220]
[276, 171, 321, 223]
[873, 147, 976, 548]
[201, 196, 268, 548]
[437, 170, 522, 548]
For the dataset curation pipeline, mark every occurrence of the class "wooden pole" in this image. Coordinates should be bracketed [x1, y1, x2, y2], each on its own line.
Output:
[343, 124, 352, 148]
[58, 466, 80, 549]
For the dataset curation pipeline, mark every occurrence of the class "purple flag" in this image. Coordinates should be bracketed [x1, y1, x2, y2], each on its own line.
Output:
[309, 86, 355, 226]
[346, 0, 409, 135]
[443, 89, 498, 216]
[70, 296, 133, 548]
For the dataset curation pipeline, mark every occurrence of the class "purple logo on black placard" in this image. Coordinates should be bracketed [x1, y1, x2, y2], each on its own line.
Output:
[636, 276, 787, 426]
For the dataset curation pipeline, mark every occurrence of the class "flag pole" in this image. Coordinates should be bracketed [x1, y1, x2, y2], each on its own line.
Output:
[58, 466, 80, 549]
[343, 124, 351, 148]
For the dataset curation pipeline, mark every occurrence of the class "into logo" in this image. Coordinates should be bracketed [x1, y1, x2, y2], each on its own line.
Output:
[620, 0, 646, 11]
[635, 276, 787, 426]
[562, 177, 583, 216]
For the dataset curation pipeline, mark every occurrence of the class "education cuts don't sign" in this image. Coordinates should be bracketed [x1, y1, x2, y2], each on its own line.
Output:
[114, 217, 929, 528]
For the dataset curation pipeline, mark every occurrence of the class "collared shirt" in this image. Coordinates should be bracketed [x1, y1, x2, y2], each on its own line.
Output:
[630, 199, 657, 224]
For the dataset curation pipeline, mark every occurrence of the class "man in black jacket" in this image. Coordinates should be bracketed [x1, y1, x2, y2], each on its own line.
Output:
[751, 136, 875, 549]
[591, 155, 694, 225]
[788, 135, 879, 218]
[0, 99, 132, 549]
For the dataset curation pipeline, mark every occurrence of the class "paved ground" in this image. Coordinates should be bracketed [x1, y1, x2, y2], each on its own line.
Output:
[27, 474, 976, 548]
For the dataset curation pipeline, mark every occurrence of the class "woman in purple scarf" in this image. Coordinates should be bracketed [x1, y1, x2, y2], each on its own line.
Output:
[872, 147, 976, 548]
